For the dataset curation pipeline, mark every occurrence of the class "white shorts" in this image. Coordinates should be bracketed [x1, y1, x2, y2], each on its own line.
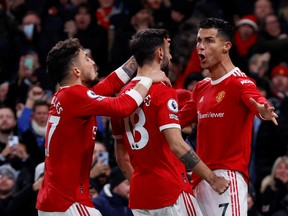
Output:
[132, 191, 203, 216]
[194, 170, 247, 216]
[38, 202, 102, 216]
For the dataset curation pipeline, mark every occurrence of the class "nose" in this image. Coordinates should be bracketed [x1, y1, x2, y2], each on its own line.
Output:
[89, 57, 95, 65]
[197, 42, 204, 50]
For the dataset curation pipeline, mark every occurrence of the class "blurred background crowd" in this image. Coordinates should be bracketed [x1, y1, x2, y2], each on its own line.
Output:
[0, 0, 287, 215]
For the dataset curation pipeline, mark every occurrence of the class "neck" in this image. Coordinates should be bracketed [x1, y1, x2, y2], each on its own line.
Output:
[59, 78, 81, 88]
[209, 57, 235, 80]
[137, 61, 161, 77]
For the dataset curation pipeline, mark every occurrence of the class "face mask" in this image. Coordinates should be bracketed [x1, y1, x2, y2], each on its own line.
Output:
[23, 24, 34, 39]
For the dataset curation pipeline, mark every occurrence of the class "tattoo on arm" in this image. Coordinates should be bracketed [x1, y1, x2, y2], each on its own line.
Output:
[180, 149, 201, 170]
[122, 56, 137, 78]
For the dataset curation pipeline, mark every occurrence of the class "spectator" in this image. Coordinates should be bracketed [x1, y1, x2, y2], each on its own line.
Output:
[109, 1, 154, 70]
[18, 86, 49, 158]
[142, 0, 171, 29]
[167, 0, 193, 39]
[231, 14, 259, 72]
[0, 82, 8, 105]
[7, 51, 55, 105]
[90, 140, 111, 194]
[254, 64, 288, 191]
[0, 106, 18, 163]
[64, 3, 109, 76]
[259, 156, 288, 215]
[252, 13, 288, 72]
[0, 164, 34, 216]
[254, 0, 274, 26]
[95, 0, 115, 30]
[14, 11, 58, 69]
[29, 162, 44, 216]
[247, 52, 271, 80]
[92, 166, 133, 216]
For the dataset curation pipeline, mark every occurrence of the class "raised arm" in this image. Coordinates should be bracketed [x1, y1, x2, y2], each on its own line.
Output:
[79, 72, 171, 118]
[92, 56, 138, 96]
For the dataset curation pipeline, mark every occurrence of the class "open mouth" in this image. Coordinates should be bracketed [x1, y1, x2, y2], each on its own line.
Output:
[198, 53, 206, 63]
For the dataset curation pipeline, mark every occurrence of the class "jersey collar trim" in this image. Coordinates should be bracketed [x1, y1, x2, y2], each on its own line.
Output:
[59, 86, 71, 89]
[211, 67, 240, 85]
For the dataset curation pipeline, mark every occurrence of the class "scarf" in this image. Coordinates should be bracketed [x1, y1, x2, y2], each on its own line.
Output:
[31, 120, 46, 137]
[96, 7, 112, 30]
[234, 30, 258, 57]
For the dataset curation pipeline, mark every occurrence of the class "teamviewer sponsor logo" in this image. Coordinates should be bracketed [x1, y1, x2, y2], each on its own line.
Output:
[198, 111, 224, 119]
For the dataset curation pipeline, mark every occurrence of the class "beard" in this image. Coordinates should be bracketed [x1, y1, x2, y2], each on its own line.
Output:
[83, 77, 99, 88]
[0, 127, 14, 134]
[160, 55, 171, 76]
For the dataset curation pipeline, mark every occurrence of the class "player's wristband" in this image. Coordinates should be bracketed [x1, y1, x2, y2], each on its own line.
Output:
[138, 77, 152, 90]
[115, 67, 130, 84]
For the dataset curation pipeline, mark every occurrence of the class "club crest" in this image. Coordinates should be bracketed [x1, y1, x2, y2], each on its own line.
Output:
[216, 91, 225, 103]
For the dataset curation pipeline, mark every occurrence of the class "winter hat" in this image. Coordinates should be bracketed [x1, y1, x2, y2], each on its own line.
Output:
[271, 65, 288, 78]
[0, 164, 17, 181]
[109, 166, 126, 190]
[236, 15, 258, 31]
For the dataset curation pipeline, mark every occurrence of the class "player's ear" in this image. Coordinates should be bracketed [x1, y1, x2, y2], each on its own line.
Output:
[72, 67, 81, 77]
[158, 47, 164, 59]
[223, 41, 232, 53]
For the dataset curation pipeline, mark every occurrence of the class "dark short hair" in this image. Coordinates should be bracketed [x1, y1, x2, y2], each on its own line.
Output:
[129, 28, 169, 67]
[46, 38, 82, 84]
[32, 100, 50, 112]
[198, 17, 234, 41]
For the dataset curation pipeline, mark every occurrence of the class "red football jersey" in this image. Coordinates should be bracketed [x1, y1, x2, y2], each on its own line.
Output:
[112, 77, 193, 209]
[36, 71, 141, 211]
[179, 67, 268, 188]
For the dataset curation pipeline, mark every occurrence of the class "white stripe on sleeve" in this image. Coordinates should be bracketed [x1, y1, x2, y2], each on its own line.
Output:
[126, 89, 143, 106]
[159, 123, 181, 131]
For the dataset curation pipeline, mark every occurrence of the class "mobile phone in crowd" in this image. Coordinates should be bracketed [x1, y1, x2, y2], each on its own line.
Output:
[8, 135, 19, 147]
[24, 56, 34, 74]
[98, 151, 109, 165]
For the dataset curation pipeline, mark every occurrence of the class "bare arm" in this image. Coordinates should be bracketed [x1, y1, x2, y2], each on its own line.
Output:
[121, 56, 138, 80]
[114, 139, 134, 181]
[163, 128, 230, 194]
